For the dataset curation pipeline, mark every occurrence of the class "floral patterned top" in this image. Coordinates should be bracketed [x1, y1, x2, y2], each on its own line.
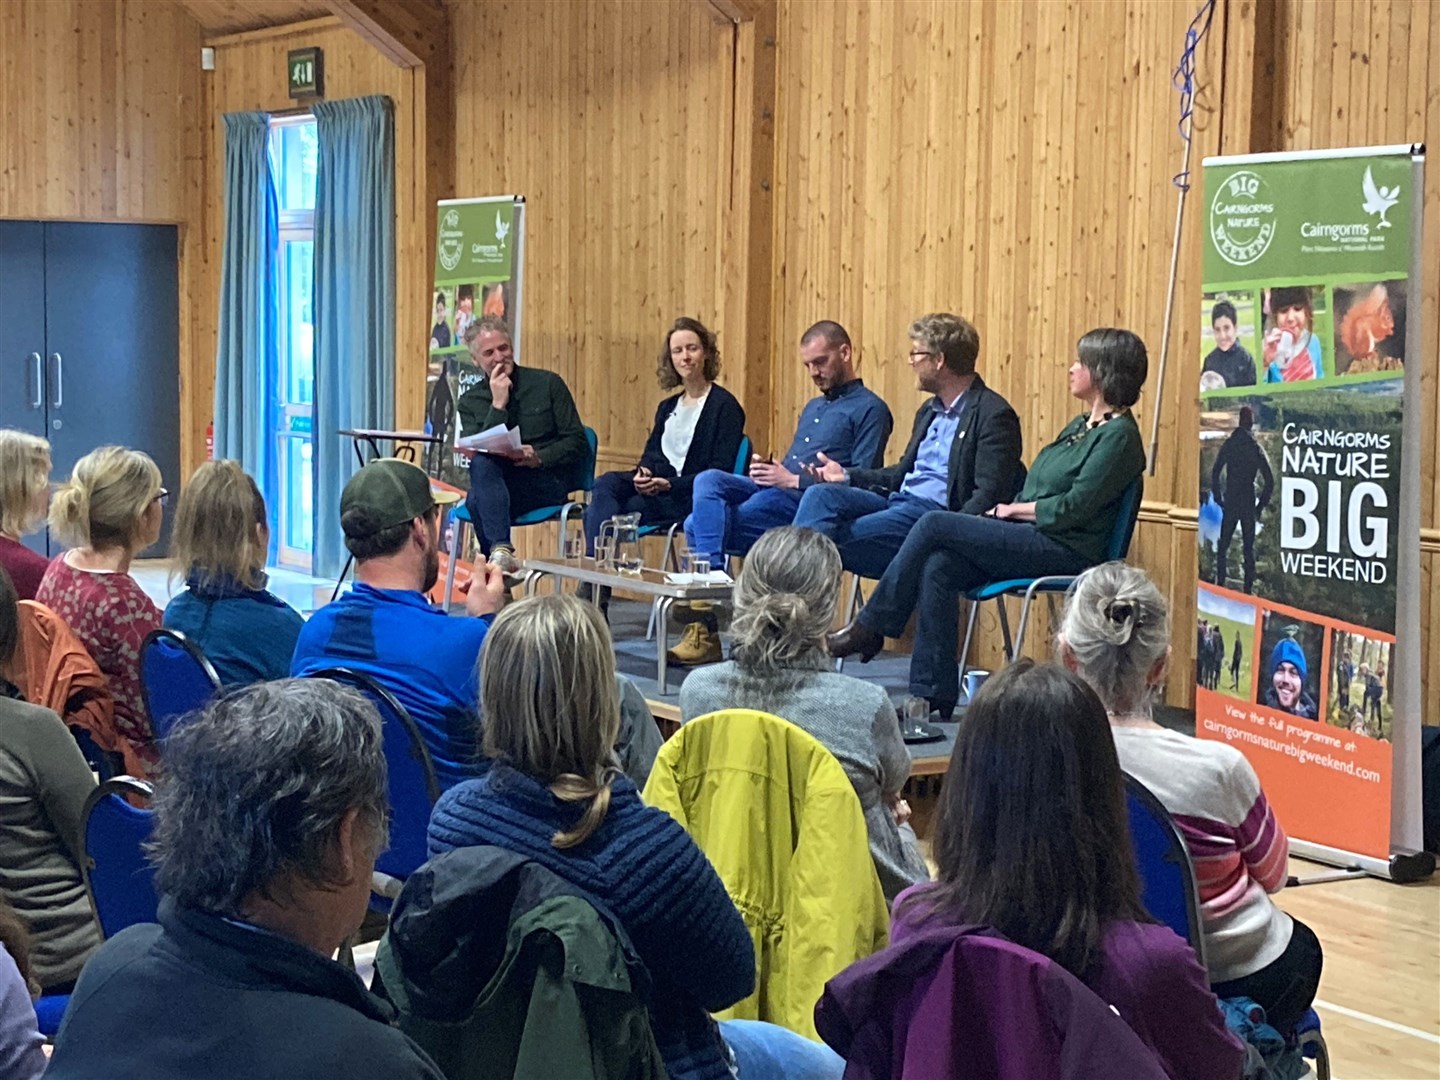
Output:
[35, 555, 162, 758]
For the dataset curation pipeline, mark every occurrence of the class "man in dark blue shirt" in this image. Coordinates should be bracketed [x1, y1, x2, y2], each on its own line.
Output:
[673, 321, 892, 663]
[291, 458, 505, 790]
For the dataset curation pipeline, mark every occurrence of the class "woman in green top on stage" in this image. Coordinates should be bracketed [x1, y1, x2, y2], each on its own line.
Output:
[827, 328, 1148, 719]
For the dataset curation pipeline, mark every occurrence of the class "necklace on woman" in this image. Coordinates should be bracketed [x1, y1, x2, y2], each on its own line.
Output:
[1106, 708, 1162, 729]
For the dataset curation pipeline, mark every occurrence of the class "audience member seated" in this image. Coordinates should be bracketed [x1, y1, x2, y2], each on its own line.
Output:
[887, 660, 1243, 1080]
[828, 328, 1149, 719]
[455, 316, 588, 579]
[45, 680, 444, 1080]
[0, 431, 52, 601]
[429, 594, 844, 1080]
[794, 313, 1022, 580]
[0, 896, 45, 1080]
[163, 461, 303, 685]
[672, 320, 892, 666]
[36, 446, 165, 768]
[679, 527, 928, 900]
[0, 567, 102, 994]
[580, 317, 745, 615]
[291, 458, 504, 791]
[1058, 562, 1323, 1034]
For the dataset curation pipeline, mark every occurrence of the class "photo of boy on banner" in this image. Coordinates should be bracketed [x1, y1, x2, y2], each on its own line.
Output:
[1199, 290, 1259, 390]
[1256, 610, 1324, 720]
[1328, 628, 1393, 741]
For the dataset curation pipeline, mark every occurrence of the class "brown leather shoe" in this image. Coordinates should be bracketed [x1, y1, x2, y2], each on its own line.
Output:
[826, 621, 883, 662]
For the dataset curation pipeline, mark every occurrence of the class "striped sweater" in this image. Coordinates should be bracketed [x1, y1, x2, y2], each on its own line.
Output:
[1111, 725, 1293, 983]
[429, 766, 755, 1080]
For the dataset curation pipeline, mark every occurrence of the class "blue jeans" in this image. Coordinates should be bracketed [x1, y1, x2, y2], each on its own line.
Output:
[465, 453, 567, 554]
[857, 510, 1091, 707]
[793, 485, 943, 579]
[719, 1019, 845, 1080]
[683, 470, 803, 566]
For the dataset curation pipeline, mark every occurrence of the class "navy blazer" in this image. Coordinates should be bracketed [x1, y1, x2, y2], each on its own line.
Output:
[637, 383, 746, 500]
[846, 374, 1023, 513]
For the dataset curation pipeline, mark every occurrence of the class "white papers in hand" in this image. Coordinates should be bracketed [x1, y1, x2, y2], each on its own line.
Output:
[456, 423, 523, 454]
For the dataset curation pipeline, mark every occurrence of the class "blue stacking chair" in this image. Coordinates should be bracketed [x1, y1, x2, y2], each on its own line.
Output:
[643, 435, 751, 640]
[139, 629, 221, 741]
[957, 475, 1143, 676]
[441, 426, 600, 604]
[33, 992, 68, 1039]
[81, 776, 158, 939]
[1124, 773, 1207, 967]
[1123, 773, 1329, 1077]
[304, 667, 439, 909]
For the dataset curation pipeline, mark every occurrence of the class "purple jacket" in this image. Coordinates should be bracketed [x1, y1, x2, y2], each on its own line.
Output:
[815, 922, 1169, 1080]
[819, 885, 1245, 1080]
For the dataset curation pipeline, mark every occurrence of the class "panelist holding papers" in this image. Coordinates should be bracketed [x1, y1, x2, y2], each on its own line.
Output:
[454, 316, 588, 578]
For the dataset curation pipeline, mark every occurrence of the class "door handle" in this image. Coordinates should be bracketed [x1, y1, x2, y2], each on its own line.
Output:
[29, 352, 42, 410]
[49, 353, 62, 409]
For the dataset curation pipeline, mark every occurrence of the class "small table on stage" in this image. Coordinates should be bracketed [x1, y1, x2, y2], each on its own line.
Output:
[519, 556, 734, 694]
[337, 427, 445, 469]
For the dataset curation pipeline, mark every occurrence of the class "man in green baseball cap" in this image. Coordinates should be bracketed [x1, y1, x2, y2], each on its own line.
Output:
[291, 458, 505, 790]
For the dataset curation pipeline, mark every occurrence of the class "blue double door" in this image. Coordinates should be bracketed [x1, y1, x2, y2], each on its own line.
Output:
[0, 221, 181, 556]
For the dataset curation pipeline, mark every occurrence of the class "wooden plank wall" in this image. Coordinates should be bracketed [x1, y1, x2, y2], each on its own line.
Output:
[0, 0, 206, 477]
[450, 0, 738, 480]
[197, 16, 428, 473]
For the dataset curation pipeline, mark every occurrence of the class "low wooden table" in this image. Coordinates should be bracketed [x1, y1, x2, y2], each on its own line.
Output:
[520, 557, 734, 693]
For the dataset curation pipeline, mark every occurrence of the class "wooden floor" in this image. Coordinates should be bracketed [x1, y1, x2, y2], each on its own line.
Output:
[1277, 858, 1440, 1079]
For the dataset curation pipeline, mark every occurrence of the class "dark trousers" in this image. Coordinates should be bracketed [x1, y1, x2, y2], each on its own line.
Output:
[1216, 504, 1258, 593]
[465, 453, 568, 554]
[583, 471, 688, 556]
[1211, 916, 1323, 1035]
[792, 485, 944, 579]
[857, 510, 1090, 706]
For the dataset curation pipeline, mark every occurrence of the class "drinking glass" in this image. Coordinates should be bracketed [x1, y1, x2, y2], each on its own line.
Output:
[903, 696, 930, 736]
[683, 553, 710, 579]
[564, 535, 585, 560]
[594, 538, 613, 569]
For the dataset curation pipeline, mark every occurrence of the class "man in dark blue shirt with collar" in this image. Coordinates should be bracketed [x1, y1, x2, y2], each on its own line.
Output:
[794, 312, 1022, 579]
[673, 320, 892, 664]
[291, 458, 506, 790]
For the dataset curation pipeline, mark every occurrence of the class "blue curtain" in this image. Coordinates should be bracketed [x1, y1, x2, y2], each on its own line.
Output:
[311, 96, 396, 578]
[213, 112, 277, 496]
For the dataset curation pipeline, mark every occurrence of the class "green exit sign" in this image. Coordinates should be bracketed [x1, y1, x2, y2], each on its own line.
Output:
[287, 47, 323, 99]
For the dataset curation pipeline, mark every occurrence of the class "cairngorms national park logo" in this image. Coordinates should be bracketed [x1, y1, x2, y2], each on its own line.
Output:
[495, 210, 510, 250]
[1361, 166, 1401, 228]
[1210, 169, 1277, 267]
[438, 208, 464, 272]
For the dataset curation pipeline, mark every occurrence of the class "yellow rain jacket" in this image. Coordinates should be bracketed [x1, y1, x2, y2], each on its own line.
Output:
[642, 709, 888, 1040]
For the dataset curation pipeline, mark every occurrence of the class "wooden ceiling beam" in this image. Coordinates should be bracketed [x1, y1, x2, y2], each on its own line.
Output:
[326, 0, 445, 68]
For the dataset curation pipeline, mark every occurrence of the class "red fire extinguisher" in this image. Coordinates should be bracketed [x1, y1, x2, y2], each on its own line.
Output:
[206, 421, 215, 461]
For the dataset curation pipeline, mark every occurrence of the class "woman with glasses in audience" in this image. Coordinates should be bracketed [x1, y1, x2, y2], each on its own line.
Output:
[430, 594, 845, 1080]
[164, 461, 303, 685]
[828, 328, 1148, 721]
[884, 660, 1242, 1080]
[1058, 562, 1323, 1036]
[0, 431, 53, 601]
[680, 526, 927, 901]
[36, 446, 166, 766]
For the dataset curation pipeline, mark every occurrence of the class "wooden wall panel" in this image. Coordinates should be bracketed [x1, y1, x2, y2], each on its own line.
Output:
[451, 0, 736, 475]
[197, 16, 427, 472]
[0, 0, 205, 478]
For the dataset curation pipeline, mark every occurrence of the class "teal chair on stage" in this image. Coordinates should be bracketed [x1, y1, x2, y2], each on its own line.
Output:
[440, 426, 599, 604]
[957, 475, 1143, 677]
